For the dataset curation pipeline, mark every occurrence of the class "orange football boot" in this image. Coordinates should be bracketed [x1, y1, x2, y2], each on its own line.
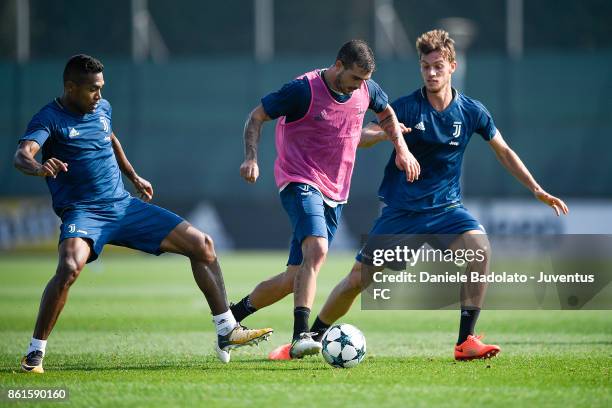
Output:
[454, 334, 501, 361]
[268, 343, 292, 360]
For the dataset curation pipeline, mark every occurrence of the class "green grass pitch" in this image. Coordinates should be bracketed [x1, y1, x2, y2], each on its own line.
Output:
[0, 252, 610, 407]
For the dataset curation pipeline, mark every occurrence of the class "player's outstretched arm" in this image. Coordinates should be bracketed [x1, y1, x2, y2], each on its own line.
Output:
[240, 104, 271, 184]
[111, 133, 153, 201]
[488, 131, 569, 216]
[359, 122, 411, 148]
[14, 140, 68, 178]
[375, 105, 420, 182]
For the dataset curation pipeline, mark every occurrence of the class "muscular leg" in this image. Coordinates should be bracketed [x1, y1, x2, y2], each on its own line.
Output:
[240, 237, 329, 313]
[248, 265, 299, 309]
[316, 261, 375, 325]
[286, 236, 328, 343]
[450, 230, 491, 344]
[231, 263, 303, 323]
[33, 238, 91, 340]
[160, 221, 272, 363]
[294, 236, 328, 308]
[231, 236, 329, 331]
[315, 231, 491, 326]
[160, 221, 228, 315]
[450, 230, 491, 309]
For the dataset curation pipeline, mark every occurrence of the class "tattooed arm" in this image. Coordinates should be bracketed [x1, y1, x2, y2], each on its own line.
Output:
[240, 104, 272, 183]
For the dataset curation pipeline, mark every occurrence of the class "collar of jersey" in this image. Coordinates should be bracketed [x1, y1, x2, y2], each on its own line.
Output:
[54, 97, 91, 119]
[420, 87, 458, 114]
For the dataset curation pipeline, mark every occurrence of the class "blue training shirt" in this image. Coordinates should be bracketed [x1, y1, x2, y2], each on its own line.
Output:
[261, 70, 388, 122]
[378, 87, 497, 211]
[19, 98, 129, 215]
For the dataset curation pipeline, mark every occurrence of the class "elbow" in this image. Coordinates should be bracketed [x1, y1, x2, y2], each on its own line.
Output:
[13, 151, 22, 170]
[13, 148, 32, 174]
[250, 105, 269, 123]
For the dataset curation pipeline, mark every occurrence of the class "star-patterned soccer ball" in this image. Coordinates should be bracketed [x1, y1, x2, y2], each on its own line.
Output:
[321, 324, 366, 368]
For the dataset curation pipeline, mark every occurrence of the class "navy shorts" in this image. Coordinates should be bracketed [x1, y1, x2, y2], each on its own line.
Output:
[356, 204, 484, 267]
[59, 196, 184, 263]
[280, 183, 344, 266]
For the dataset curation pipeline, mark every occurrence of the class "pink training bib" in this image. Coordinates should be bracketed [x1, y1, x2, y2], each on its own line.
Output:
[274, 69, 370, 202]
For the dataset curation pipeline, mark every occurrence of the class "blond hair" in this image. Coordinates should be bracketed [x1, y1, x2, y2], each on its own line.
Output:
[416, 30, 456, 63]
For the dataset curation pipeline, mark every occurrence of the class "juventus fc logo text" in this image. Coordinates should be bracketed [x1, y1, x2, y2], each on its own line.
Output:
[100, 117, 109, 133]
[452, 122, 462, 137]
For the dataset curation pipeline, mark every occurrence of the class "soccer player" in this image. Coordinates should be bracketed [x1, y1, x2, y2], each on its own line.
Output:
[232, 40, 419, 359]
[301, 30, 569, 360]
[14, 54, 272, 373]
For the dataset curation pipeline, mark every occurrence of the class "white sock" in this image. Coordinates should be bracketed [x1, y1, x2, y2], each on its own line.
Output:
[27, 338, 47, 356]
[213, 310, 237, 337]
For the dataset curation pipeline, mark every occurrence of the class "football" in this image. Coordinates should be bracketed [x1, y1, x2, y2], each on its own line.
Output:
[321, 324, 366, 368]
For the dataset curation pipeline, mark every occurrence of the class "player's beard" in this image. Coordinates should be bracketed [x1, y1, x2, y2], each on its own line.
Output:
[335, 72, 351, 94]
[334, 76, 344, 94]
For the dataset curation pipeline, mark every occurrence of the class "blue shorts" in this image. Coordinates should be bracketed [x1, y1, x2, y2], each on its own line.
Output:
[356, 204, 484, 267]
[59, 197, 184, 263]
[280, 183, 344, 266]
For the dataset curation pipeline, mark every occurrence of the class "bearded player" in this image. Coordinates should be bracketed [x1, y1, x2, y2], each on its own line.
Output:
[232, 40, 418, 359]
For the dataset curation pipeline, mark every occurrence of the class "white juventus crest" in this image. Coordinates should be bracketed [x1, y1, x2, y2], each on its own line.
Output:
[68, 224, 76, 233]
[100, 116, 109, 133]
[452, 121, 462, 137]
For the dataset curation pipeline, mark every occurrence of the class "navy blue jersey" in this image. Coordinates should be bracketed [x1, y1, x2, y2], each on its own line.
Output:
[261, 70, 388, 122]
[19, 98, 129, 215]
[379, 88, 497, 211]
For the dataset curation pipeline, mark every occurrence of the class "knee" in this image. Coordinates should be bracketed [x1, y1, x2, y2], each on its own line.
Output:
[193, 233, 217, 264]
[456, 233, 491, 265]
[473, 239, 491, 264]
[302, 237, 328, 266]
[57, 254, 85, 288]
[462, 236, 491, 269]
